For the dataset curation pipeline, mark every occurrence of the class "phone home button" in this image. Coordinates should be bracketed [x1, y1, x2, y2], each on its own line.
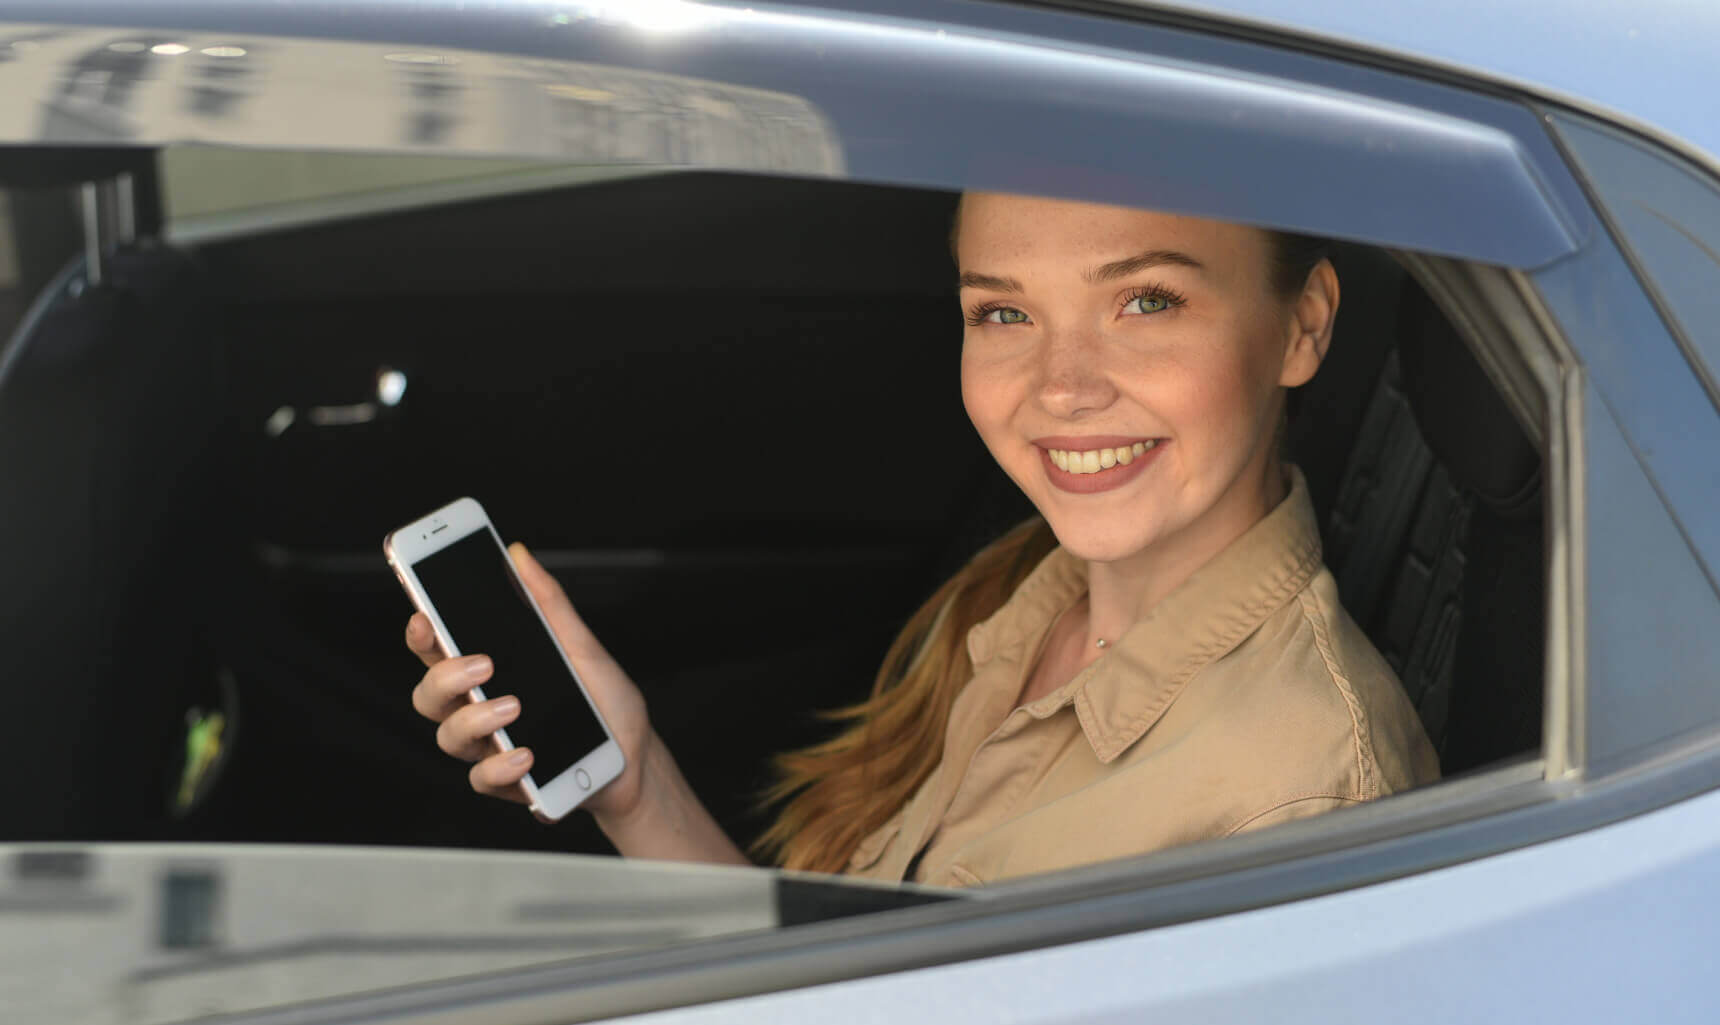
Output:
[575, 768, 592, 790]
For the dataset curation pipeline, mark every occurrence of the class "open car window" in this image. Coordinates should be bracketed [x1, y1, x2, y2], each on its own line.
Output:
[3, 1, 1719, 1023]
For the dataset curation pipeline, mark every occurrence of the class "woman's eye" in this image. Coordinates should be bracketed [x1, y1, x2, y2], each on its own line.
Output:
[1122, 292, 1173, 315]
[966, 304, 1031, 326]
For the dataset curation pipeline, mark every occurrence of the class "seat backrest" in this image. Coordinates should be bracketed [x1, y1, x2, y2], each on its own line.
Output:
[1395, 284, 1544, 774]
[1311, 276, 1543, 772]
[0, 244, 225, 839]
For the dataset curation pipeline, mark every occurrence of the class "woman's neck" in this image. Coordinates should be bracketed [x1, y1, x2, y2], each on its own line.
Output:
[1081, 461, 1288, 650]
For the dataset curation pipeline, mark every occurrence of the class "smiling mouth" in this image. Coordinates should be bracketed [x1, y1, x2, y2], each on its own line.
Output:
[1047, 440, 1160, 475]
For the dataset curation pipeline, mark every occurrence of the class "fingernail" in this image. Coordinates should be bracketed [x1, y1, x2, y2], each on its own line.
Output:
[507, 749, 531, 767]
[490, 696, 519, 719]
[465, 656, 491, 679]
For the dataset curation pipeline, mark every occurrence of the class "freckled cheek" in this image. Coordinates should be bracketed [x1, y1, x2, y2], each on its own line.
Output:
[1138, 353, 1255, 451]
[960, 349, 1035, 466]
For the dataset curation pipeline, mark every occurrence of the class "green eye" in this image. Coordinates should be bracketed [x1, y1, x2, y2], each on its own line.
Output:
[995, 307, 1029, 324]
[1125, 294, 1169, 314]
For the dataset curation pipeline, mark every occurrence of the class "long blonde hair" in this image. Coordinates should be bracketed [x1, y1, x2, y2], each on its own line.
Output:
[754, 515, 1058, 873]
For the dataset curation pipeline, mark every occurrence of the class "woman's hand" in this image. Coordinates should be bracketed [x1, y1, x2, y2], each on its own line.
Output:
[407, 542, 651, 820]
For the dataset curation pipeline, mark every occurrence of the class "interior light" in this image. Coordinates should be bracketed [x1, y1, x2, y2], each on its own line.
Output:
[308, 403, 378, 427]
[151, 43, 192, 56]
[376, 369, 408, 407]
[264, 406, 296, 438]
[201, 46, 248, 58]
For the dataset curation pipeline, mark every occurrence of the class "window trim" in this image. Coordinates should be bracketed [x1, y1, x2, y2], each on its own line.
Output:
[1394, 253, 1588, 781]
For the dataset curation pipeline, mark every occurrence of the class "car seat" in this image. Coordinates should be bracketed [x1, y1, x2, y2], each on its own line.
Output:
[1311, 276, 1544, 774]
[0, 230, 230, 839]
[1394, 283, 1544, 774]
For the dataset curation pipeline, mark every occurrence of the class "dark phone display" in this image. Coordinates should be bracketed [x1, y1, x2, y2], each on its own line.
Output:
[412, 529, 609, 782]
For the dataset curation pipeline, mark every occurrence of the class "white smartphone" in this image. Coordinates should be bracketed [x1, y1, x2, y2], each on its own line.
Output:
[383, 497, 625, 821]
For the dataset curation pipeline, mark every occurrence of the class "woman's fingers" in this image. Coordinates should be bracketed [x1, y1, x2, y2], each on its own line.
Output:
[434, 694, 520, 761]
[406, 613, 445, 668]
[411, 654, 493, 723]
[469, 748, 534, 803]
[509, 543, 613, 666]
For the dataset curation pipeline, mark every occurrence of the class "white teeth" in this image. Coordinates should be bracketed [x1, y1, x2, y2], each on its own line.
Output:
[1048, 441, 1160, 475]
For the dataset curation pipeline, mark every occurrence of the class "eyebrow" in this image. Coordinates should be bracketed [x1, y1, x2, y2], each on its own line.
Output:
[1083, 248, 1205, 283]
[957, 248, 1204, 293]
[957, 271, 1024, 292]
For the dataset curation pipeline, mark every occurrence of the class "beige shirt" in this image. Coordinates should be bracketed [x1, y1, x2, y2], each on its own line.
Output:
[846, 470, 1440, 888]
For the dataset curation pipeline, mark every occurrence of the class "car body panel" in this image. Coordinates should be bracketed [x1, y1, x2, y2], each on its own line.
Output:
[1107, 0, 1720, 172]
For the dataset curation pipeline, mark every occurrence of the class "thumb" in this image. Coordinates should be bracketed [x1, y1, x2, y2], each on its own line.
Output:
[509, 542, 611, 664]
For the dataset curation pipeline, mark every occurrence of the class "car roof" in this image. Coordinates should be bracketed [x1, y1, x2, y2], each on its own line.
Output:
[1115, 0, 1720, 170]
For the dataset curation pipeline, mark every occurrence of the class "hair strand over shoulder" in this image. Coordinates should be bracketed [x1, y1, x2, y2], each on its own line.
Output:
[754, 515, 1058, 874]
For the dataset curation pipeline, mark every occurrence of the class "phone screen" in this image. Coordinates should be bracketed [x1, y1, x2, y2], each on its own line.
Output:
[412, 529, 608, 779]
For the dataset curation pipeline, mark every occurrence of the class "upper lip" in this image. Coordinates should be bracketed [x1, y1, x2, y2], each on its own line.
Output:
[1033, 435, 1161, 450]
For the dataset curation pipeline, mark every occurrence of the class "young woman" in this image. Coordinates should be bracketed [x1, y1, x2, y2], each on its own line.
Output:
[407, 193, 1440, 887]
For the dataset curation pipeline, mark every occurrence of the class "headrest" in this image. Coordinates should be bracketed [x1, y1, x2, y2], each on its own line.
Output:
[0, 147, 154, 188]
[1396, 283, 1541, 518]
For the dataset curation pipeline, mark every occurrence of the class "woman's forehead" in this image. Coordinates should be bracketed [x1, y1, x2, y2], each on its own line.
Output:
[956, 193, 1260, 271]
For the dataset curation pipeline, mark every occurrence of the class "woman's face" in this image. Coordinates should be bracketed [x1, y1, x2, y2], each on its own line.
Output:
[957, 193, 1331, 565]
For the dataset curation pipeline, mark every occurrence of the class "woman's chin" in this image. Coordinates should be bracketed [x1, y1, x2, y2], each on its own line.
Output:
[1043, 524, 1163, 566]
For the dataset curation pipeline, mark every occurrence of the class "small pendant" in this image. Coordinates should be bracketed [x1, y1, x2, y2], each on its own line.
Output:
[1095, 638, 1109, 649]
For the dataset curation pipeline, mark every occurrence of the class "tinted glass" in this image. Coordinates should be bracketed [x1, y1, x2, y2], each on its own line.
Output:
[1551, 112, 1720, 406]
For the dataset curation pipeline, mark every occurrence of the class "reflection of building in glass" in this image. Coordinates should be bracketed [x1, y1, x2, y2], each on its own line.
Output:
[43, 35, 186, 140]
[182, 45, 257, 119]
[397, 59, 464, 146]
[2, 844, 775, 1025]
[0, 25, 842, 175]
[159, 869, 220, 950]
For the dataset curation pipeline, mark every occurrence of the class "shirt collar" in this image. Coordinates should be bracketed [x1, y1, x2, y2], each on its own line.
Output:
[964, 467, 1324, 763]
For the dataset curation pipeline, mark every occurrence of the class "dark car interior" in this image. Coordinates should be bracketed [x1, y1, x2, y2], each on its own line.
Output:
[0, 155, 1544, 859]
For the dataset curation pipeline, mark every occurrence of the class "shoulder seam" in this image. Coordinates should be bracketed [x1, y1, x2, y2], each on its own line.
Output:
[1295, 589, 1379, 799]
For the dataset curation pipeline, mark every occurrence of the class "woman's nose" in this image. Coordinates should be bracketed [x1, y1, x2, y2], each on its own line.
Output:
[1035, 326, 1117, 420]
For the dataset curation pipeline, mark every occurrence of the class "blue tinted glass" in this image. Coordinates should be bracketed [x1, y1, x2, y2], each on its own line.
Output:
[1552, 113, 1720, 405]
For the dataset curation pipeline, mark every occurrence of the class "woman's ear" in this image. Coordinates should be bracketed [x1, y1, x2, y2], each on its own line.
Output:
[1279, 258, 1340, 388]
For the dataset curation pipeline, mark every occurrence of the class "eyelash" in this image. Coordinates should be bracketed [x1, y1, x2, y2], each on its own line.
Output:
[963, 282, 1188, 327]
[1121, 282, 1188, 314]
